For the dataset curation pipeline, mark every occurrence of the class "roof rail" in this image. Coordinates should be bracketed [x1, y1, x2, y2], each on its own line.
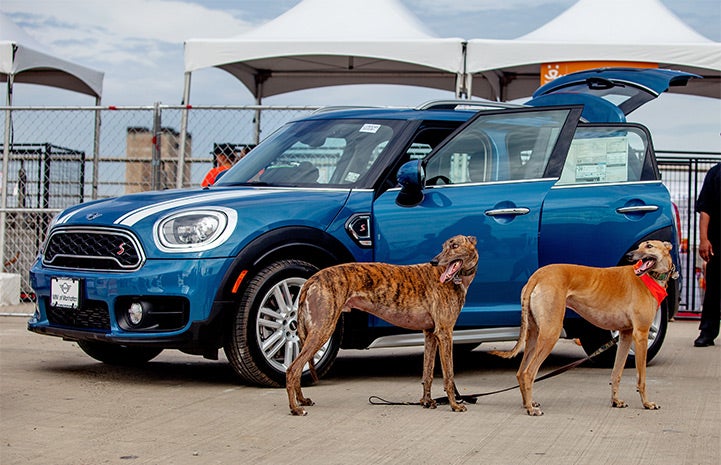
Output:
[415, 99, 524, 111]
[311, 105, 381, 114]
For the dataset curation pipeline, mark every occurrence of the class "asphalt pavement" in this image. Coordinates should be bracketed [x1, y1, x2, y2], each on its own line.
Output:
[1, 304, 719, 465]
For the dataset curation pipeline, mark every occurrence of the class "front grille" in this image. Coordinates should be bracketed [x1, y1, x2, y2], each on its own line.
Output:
[46, 299, 111, 331]
[43, 228, 144, 271]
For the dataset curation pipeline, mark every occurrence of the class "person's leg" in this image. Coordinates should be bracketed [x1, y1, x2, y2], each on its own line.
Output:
[696, 256, 719, 346]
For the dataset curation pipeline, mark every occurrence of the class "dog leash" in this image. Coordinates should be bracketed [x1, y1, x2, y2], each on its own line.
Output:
[368, 336, 618, 406]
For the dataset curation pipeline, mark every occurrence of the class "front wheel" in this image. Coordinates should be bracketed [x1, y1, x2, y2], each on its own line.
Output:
[224, 259, 341, 387]
[578, 303, 668, 368]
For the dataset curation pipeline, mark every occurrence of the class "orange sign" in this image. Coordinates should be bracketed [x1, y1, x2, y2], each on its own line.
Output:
[541, 61, 658, 85]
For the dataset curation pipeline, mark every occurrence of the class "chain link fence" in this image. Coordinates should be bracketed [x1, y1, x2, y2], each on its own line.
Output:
[1, 105, 319, 298]
[657, 153, 721, 314]
[1, 105, 719, 313]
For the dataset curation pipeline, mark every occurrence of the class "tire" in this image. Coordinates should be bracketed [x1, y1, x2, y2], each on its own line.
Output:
[224, 259, 342, 387]
[77, 341, 163, 366]
[578, 303, 668, 368]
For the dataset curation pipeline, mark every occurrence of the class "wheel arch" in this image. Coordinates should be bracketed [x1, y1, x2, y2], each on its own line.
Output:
[218, 226, 355, 300]
[194, 227, 357, 356]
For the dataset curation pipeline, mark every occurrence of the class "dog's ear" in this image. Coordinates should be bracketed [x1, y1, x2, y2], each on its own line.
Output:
[663, 241, 673, 251]
[467, 236, 477, 246]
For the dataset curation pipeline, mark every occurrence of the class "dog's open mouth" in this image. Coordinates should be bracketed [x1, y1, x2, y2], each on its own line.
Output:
[440, 260, 463, 283]
[633, 258, 657, 276]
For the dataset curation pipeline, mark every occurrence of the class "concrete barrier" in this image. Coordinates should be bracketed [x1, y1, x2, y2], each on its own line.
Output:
[0, 273, 21, 306]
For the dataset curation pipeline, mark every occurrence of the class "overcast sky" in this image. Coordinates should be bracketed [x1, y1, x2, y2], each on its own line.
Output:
[1, 0, 720, 151]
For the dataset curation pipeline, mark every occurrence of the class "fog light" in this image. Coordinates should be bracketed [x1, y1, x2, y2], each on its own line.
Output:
[128, 302, 144, 326]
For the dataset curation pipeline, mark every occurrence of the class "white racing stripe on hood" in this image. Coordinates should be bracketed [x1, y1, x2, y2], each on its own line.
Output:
[115, 191, 257, 226]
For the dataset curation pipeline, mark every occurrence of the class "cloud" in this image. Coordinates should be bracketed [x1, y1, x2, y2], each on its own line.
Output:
[1, 0, 253, 70]
[407, 0, 550, 14]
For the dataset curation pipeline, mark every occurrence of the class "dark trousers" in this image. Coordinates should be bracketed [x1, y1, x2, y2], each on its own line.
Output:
[699, 255, 720, 339]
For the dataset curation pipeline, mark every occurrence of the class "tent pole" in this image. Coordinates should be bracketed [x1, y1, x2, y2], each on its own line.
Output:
[177, 71, 192, 189]
[458, 41, 468, 99]
[1, 75, 13, 270]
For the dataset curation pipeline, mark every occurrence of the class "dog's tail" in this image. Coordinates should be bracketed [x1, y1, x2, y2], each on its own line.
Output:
[489, 281, 531, 359]
[296, 284, 319, 383]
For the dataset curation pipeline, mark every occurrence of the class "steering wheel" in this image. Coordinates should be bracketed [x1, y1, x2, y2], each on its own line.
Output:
[426, 175, 451, 185]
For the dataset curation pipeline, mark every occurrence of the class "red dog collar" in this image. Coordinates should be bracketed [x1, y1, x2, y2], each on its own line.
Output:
[639, 273, 667, 306]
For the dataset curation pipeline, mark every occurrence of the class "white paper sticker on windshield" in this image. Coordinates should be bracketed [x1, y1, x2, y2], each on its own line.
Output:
[345, 172, 360, 182]
[359, 124, 381, 134]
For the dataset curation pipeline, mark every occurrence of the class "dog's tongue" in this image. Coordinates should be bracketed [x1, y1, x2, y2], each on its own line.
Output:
[633, 259, 654, 276]
[440, 260, 462, 283]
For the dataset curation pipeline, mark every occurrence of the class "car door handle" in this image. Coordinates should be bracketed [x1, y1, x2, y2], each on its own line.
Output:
[616, 205, 659, 214]
[485, 207, 530, 216]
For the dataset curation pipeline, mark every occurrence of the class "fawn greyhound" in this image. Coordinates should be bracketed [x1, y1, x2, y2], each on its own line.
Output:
[286, 235, 479, 416]
[492, 240, 677, 415]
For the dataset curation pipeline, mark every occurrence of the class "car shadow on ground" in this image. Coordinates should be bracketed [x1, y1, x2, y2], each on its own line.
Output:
[35, 343, 588, 387]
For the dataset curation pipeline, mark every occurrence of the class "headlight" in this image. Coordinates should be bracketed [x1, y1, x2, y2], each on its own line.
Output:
[154, 208, 237, 252]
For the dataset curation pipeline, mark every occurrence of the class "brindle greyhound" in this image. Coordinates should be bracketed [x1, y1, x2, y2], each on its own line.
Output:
[492, 240, 677, 416]
[286, 235, 479, 416]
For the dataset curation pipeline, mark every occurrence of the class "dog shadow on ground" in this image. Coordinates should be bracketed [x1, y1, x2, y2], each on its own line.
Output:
[328, 344, 585, 382]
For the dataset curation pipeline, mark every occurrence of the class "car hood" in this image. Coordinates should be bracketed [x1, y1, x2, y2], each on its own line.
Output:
[52, 186, 351, 257]
[525, 67, 701, 122]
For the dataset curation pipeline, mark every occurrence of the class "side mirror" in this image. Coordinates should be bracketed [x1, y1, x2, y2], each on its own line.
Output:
[395, 160, 425, 207]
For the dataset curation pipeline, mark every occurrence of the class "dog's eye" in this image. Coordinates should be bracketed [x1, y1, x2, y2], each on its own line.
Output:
[451, 243, 459, 249]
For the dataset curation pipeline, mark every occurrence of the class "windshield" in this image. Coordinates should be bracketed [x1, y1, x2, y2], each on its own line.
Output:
[215, 118, 402, 188]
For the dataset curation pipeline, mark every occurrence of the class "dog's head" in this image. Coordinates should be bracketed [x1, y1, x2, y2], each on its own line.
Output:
[627, 240, 678, 281]
[431, 235, 479, 284]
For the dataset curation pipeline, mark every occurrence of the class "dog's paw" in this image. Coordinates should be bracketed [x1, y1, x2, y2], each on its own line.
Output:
[643, 402, 660, 410]
[420, 398, 437, 409]
[612, 399, 628, 408]
[290, 408, 308, 416]
[299, 398, 315, 407]
[451, 404, 467, 413]
[526, 407, 544, 416]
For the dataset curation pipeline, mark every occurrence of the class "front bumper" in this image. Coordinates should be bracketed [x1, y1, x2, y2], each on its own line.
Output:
[28, 257, 232, 350]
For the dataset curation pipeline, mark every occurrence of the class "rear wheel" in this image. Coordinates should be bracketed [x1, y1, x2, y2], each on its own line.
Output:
[578, 303, 668, 367]
[224, 259, 341, 387]
[77, 341, 162, 366]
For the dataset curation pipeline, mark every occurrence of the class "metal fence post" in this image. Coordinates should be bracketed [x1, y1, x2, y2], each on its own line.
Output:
[91, 98, 101, 200]
[0, 76, 13, 269]
[151, 102, 161, 191]
[177, 72, 191, 189]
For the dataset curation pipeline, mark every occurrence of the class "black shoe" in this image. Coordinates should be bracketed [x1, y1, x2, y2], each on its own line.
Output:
[694, 336, 715, 347]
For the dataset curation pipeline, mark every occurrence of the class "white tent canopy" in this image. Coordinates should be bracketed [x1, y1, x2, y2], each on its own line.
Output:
[0, 13, 104, 101]
[466, 0, 721, 101]
[183, 0, 466, 103]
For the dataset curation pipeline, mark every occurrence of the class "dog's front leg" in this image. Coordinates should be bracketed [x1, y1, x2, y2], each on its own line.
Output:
[610, 329, 633, 408]
[632, 329, 660, 410]
[420, 330, 438, 409]
[436, 330, 467, 412]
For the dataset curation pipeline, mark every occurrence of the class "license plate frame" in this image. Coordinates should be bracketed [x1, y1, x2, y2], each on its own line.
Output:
[50, 277, 81, 309]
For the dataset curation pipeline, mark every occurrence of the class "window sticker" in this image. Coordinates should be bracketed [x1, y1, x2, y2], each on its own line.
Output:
[359, 124, 381, 134]
[560, 136, 629, 184]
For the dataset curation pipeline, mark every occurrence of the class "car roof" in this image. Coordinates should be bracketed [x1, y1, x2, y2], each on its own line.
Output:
[301, 99, 523, 123]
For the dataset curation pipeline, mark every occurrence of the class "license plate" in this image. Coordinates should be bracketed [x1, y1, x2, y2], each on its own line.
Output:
[51, 277, 81, 309]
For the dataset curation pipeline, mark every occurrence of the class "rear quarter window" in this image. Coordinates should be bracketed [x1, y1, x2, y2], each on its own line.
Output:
[557, 125, 654, 185]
